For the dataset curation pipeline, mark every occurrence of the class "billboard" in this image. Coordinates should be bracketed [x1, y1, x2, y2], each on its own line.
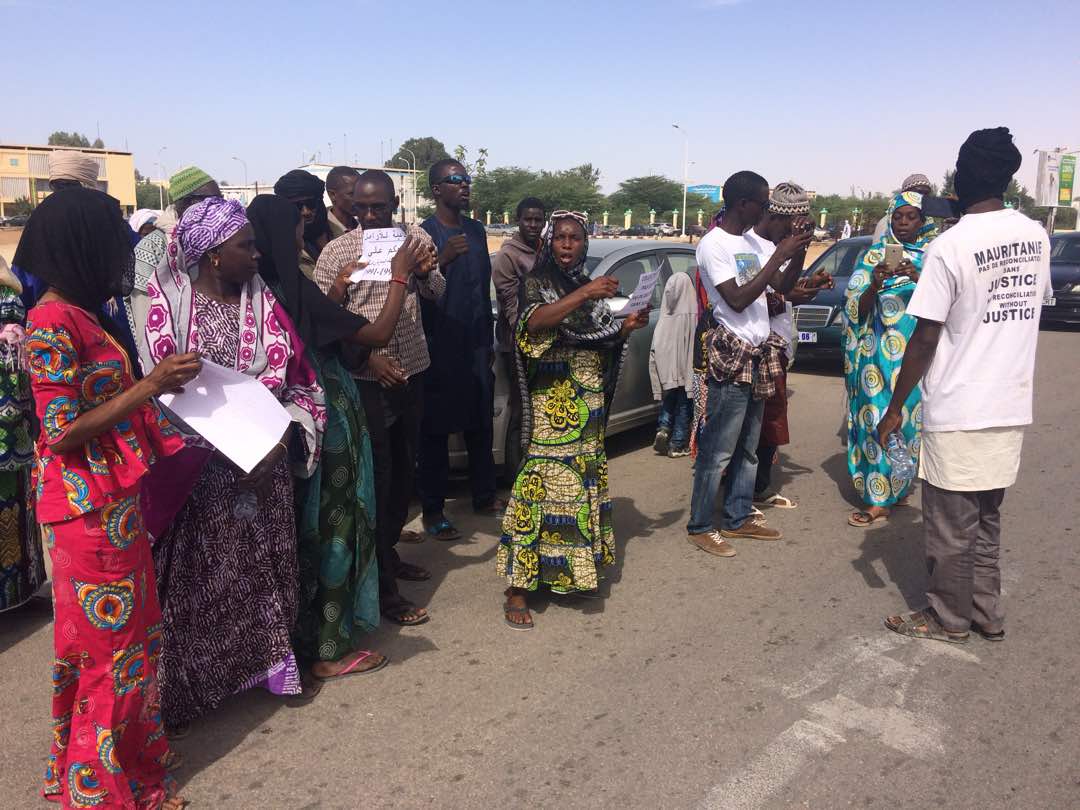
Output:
[688, 184, 721, 203]
[1034, 150, 1076, 208]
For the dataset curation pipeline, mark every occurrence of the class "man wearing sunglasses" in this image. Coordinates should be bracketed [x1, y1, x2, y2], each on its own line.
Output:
[418, 159, 503, 541]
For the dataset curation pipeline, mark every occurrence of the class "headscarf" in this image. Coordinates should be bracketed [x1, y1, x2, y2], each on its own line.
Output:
[168, 165, 215, 202]
[649, 272, 697, 399]
[173, 197, 248, 269]
[13, 187, 133, 312]
[246, 194, 366, 350]
[129, 209, 160, 234]
[47, 151, 99, 186]
[523, 211, 622, 347]
[273, 170, 330, 257]
[954, 127, 1021, 211]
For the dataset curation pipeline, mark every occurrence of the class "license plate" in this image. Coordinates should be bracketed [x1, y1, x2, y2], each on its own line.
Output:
[1046, 297, 1056, 306]
[797, 331, 818, 343]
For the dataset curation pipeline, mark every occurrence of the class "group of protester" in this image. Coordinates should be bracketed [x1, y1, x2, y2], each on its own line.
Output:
[0, 124, 1053, 807]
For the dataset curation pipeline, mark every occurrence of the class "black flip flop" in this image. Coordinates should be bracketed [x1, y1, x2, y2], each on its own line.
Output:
[395, 562, 431, 582]
[503, 602, 534, 631]
[382, 602, 430, 626]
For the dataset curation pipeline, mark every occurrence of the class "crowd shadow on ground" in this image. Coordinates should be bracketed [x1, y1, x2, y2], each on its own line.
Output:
[0, 596, 52, 655]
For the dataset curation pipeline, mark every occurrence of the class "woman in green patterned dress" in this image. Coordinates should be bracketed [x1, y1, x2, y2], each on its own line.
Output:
[842, 192, 936, 527]
[498, 212, 648, 629]
[0, 260, 39, 612]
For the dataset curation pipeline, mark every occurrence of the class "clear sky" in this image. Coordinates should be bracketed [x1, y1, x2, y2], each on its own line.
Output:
[5, 0, 1078, 196]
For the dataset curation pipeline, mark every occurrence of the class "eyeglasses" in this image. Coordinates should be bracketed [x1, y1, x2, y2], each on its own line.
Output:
[293, 199, 317, 211]
[436, 173, 471, 186]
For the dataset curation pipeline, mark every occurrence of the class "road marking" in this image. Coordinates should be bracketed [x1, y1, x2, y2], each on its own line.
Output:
[702, 635, 980, 810]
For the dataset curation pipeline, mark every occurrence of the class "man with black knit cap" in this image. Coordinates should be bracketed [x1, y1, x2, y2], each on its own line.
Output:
[878, 127, 1051, 644]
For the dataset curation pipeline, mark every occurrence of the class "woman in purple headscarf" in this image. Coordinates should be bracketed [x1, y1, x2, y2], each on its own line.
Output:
[138, 198, 326, 733]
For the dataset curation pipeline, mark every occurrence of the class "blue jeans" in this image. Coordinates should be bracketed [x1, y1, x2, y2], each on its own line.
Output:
[686, 378, 764, 534]
[657, 388, 693, 448]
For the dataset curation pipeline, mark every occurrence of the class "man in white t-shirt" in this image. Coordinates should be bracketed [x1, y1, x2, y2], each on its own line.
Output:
[743, 183, 833, 507]
[877, 128, 1050, 644]
[686, 171, 811, 557]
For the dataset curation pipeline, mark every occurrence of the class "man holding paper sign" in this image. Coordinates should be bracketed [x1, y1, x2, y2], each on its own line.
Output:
[315, 170, 444, 625]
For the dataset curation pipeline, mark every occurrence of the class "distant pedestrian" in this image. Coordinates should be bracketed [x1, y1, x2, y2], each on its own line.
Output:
[649, 272, 696, 457]
[841, 220, 851, 240]
[879, 127, 1050, 644]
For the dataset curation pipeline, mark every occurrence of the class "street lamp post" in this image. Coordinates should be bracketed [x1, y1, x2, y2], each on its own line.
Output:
[156, 146, 167, 208]
[232, 156, 248, 187]
[672, 124, 688, 238]
[402, 147, 419, 223]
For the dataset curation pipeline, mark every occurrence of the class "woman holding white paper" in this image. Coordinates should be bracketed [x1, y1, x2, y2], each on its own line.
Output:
[17, 187, 199, 809]
[140, 197, 327, 732]
[497, 212, 648, 630]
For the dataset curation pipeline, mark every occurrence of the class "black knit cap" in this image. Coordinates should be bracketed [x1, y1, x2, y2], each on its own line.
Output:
[954, 127, 1022, 210]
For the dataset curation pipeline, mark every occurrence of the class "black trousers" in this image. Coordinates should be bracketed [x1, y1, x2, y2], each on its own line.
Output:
[358, 375, 423, 604]
[418, 419, 496, 517]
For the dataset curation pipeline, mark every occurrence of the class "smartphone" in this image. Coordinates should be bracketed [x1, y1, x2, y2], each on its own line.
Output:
[884, 243, 904, 271]
[921, 195, 962, 220]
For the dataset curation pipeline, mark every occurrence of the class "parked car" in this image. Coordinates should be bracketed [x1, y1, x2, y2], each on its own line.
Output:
[2, 214, 29, 227]
[790, 236, 872, 367]
[812, 227, 830, 241]
[655, 223, 677, 237]
[449, 240, 700, 476]
[1043, 231, 1080, 326]
[621, 224, 657, 237]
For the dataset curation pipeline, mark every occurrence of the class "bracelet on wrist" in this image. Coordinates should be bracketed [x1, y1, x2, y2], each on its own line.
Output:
[390, 278, 408, 287]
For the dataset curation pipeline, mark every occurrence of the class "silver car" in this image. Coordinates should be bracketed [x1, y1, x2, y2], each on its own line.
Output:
[449, 240, 700, 477]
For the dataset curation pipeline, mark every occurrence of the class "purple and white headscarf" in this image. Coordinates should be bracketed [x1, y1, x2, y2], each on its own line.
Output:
[173, 197, 248, 268]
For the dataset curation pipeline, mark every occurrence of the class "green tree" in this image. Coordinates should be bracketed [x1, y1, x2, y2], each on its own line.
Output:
[91, 137, 104, 149]
[8, 197, 32, 216]
[387, 136, 451, 203]
[811, 193, 891, 234]
[608, 175, 684, 214]
[47, 131, 92, 147]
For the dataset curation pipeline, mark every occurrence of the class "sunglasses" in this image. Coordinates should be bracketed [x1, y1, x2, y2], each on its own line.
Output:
[293, 198, 317, 211]
[437, 173, 471, 186]
[550, 210, 589, 226]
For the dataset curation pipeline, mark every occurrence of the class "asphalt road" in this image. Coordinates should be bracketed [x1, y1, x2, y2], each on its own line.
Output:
[2, 330, 1078, 809]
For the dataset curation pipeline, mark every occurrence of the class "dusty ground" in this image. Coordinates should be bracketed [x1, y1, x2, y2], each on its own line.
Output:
[1, 327, 1077, 809]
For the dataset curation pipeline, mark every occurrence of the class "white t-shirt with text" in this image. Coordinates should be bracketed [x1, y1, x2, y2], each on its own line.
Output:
[743, 229, 794, 350]
[906, 208, 1051, 432]
[696, 226, 771, 346]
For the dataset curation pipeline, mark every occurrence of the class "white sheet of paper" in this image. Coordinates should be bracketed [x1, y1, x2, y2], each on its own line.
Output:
[158, 360, 292, 474]
[615, 268, 661, 315]
[349, 227, 406, 282]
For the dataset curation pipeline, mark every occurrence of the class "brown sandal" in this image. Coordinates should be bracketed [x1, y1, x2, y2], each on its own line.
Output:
[884, 610, 969, 644]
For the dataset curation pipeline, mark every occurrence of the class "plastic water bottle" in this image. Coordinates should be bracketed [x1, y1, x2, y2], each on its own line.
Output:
[884, 432, 916, 484]
[233, 490, 258, 521]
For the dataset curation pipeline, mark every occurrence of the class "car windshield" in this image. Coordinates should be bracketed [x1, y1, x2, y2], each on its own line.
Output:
[1051, 236, 1080, 263]
[803, 239, 869, 282]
